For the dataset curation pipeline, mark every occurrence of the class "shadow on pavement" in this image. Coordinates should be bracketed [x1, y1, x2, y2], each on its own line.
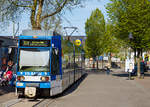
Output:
[50, 73, 88, 99]
[0, 86, 15, 96]
[144, 73, 150, 77]
[111, 71, 150, 78]
[85, 68, 107, 75]
[112, 73, 129, 78]
[61, 73, 88, 97]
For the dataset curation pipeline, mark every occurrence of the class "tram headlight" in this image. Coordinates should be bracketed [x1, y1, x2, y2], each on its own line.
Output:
[40, 76, 49, 81]
[17, 76, 25, 81]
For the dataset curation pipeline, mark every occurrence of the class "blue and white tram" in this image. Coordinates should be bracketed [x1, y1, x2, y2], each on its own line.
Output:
[16, 30, 85, 98]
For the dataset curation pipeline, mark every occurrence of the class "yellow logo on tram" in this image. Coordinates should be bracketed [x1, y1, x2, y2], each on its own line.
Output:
[75, 39, 81, 46]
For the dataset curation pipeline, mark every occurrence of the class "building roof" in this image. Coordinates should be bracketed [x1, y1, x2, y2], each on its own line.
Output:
[0, 36, 17, 47]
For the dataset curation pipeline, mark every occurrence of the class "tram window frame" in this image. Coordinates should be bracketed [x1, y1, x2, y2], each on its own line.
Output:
[18, 48, 50, 72]
[51, 48, 60, 75]
[20, 40, 51, 47]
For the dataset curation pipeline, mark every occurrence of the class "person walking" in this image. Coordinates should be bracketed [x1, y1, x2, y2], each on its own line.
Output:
[140, 60, 145, 79]
[106, 62, 111, 75]
[1, 57, 7, 77]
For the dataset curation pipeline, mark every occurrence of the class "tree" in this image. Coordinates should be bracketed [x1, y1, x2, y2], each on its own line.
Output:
[43, 15, 62, 33]
[0, 0, 83, 30]
[85, 8, 105, 69]
[106, 0, 150, 77]
[103, 23, 123, 66]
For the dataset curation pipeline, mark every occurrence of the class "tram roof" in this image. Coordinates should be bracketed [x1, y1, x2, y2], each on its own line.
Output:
[21, 29, 60, 37]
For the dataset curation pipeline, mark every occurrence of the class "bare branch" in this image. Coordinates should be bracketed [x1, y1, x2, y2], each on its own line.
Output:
[40, 0, 68, 22]
[8, 0, 32, 8]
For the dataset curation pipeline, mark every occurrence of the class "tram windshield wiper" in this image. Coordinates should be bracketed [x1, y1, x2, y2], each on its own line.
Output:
[33, 72, 39, 76]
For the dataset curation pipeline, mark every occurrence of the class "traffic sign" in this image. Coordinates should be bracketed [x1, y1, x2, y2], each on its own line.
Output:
[75, 39, 82, 46]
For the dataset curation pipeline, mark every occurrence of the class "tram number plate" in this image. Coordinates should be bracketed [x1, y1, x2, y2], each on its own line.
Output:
[26, 83, 39, 87]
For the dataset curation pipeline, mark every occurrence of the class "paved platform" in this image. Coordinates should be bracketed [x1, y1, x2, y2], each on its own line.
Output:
[48, 70, 150, 107]
[1, 69, 150, 107]
[0, 86, 16, 104]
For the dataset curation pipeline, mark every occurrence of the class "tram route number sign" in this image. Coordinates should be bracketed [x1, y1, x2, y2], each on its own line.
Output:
[20, 40, 50, 47]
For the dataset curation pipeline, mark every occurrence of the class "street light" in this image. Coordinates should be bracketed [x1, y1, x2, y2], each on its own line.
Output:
[128, 32, 133, 59]
[127, 32, 134, 80]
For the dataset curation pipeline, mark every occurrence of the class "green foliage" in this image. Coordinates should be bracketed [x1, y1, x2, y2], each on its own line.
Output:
[103, 23, 122, 54]
[61, 38, 83, 55]
[85, 8, 105, 58]
[106, 0, 150, 52]
[62, 39, 74, 54]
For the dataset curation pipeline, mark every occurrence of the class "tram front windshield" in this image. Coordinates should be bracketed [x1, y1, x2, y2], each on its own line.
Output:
[19, 48, 50, 72]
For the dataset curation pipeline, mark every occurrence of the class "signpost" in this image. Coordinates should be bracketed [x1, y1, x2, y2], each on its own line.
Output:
[125, 57, 134, 80]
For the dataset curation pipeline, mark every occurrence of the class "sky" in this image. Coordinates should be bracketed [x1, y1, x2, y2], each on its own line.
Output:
[62, 0, 110, 36]
[0, 0, 110, 36]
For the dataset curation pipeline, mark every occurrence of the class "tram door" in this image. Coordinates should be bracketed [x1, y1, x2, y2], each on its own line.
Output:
[50, 47, 62, 95]
[51, 48, 60, 76]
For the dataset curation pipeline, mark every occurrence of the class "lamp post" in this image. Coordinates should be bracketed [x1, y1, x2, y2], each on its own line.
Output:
[127, 32, 134, 80]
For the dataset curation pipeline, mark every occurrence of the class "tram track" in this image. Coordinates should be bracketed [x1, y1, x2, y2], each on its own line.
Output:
[5, 97, 57, 107]
[2, 98, 46, 107]
[32, 99, 56, 107]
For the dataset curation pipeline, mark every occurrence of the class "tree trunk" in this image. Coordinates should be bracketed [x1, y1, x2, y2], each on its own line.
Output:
[29, 0, 68, 30]
[140, 49, 143, 57]
[31, 0, 37, 30]
[93, 59, 95, 69]
[134, 48, 137, 63]
[137, 57, 141, 78]
[102, 58, 103, 69]
[35, 0, 44, 30]
[30, 0, 44, 30]
[96, 57, 99, 69]
[108, 53, 111, 68]
[137, 49, 141, 78]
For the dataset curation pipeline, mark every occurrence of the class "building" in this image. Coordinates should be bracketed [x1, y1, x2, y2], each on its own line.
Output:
[0, 36, 18, 69]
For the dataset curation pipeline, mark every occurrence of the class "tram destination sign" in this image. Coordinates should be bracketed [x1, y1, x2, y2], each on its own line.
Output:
[20, 40, 50, 47]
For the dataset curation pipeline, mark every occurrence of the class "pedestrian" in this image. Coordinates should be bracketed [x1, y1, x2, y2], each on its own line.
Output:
[140, 59, 145, 79]
[6, 60, 13, 71]
[1, 57, 7, 77]
[133, 63, 137, 76]
[0, 60, 14, 86]
[106, 62, 111, 75]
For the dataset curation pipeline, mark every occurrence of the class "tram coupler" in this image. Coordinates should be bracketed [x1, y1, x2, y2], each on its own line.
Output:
[25, 87, 36, 98]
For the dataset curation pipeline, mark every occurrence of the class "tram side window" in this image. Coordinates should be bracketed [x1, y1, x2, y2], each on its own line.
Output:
[51, 48, 60, 75]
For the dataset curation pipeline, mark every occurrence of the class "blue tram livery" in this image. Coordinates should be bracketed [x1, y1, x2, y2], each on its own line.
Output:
[16, 30, 85, 98]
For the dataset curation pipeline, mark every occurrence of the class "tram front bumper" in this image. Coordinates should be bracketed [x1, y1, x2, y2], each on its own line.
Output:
[16, 82, 51, 88]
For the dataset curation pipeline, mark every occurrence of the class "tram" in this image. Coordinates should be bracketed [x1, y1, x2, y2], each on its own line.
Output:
[16, 30, 85, 98]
